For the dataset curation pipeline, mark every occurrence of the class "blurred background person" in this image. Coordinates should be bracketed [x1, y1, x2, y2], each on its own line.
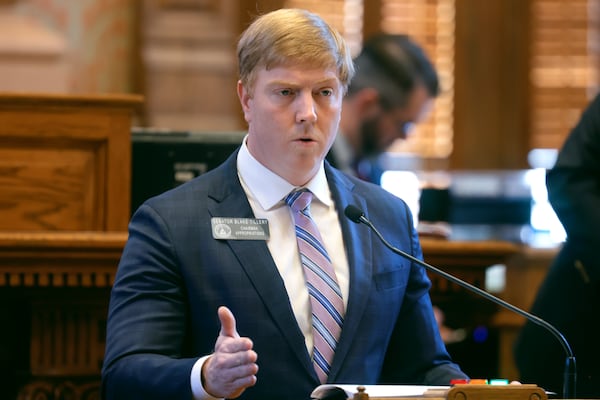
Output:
[514, 92, 600, 398]
[330, 32, 460, 341]
[328, 33, 439, 183]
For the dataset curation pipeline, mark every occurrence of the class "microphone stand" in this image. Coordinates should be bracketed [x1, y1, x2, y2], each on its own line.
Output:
[344, 206, 577, 399]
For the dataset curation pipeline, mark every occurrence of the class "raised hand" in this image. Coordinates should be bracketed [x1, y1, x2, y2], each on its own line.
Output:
[202, 306, 259, 398]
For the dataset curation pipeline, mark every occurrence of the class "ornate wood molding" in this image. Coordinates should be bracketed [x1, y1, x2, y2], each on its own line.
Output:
[0, 231, 127, 288]
[18, 378, 101, 400]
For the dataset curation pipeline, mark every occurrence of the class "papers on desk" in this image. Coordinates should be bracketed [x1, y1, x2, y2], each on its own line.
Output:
[311, 384, 450, 399]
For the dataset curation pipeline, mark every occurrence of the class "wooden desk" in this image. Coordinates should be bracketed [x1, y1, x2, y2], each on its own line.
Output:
[421, 238, 519, 296]
[0, 93, 142, 231]
[493, 245, 559, 381]
[421, 238, 520, 322]
[423, 237, 561, 382]
[422, 238, 522, 379]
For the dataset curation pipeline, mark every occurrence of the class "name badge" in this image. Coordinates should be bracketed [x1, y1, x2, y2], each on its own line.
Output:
[211, 217, 270, 240]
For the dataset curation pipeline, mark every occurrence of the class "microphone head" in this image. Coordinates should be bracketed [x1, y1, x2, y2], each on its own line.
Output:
[344, 205, 365, 223]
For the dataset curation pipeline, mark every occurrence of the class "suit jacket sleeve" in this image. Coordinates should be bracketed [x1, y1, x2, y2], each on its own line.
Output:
[101, 201, 199, 400]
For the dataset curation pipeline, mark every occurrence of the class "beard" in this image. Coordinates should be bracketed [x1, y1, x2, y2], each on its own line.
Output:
[358, 117, 382, 158]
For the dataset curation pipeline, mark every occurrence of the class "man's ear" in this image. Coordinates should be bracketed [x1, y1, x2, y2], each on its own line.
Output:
[237, 80, 251, 122]
[355, 88, 381, 118]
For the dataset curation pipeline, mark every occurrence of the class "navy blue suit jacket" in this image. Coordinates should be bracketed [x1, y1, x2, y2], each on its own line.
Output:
[102, 150, 466, 399]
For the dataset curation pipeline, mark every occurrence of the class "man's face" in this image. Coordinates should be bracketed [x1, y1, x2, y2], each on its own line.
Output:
[238, 65, 344, 186]
[360, 84, 433, 157]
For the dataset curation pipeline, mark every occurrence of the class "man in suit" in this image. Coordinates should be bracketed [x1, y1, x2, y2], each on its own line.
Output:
[328, 33, 439, 183]
[101, 8, 467, 400]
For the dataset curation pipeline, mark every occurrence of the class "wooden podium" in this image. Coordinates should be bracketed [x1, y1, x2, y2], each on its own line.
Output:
[0, 93, 141, 400]
[352, 385, 547, 400]
[0, 93, 142, 231]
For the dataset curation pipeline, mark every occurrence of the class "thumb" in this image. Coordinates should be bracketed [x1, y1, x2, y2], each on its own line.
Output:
[218, 306, 240, 338]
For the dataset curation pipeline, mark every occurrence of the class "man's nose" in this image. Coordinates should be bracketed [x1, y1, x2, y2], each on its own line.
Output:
[295, 92, 317, 123]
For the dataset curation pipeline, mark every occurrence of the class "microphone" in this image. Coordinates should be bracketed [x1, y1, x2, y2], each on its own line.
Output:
[344, 205, 577, 399]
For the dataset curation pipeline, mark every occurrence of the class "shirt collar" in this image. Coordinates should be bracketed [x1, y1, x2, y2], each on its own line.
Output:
[237, 135, 332, 210]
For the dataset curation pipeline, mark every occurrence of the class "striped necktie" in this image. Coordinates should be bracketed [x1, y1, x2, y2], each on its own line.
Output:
[285, 189, 344, 383]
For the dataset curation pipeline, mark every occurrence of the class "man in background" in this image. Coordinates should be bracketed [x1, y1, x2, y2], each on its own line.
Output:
[330, 33, 456, 338]
[328, 33, 439, 183]
[514, 93, 600, 398]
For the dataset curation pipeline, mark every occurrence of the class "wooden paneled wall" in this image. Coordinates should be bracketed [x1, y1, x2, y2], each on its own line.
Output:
[0, 1, 591, 168]
[453, 0, 532, 169]
[145, 0, 538, 169]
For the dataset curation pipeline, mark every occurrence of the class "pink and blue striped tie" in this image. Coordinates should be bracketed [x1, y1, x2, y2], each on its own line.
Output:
[285, 189, 344, 383]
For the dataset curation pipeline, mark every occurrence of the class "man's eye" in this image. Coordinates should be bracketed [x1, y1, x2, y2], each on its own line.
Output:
[279, 89, 294, 96]
[320, 89, 333, 97]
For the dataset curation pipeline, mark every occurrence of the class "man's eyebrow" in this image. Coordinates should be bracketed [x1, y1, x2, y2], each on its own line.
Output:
[314, 78, 339, 86]
[266, 80, 294, 87]
[267, 77, 339, 87]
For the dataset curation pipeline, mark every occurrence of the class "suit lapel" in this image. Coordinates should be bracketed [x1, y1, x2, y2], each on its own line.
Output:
[324, 166, 375, 382]
[206, 154, 316, 377]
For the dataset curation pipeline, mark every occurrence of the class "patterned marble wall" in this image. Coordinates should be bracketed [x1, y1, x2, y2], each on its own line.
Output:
[3, 0, 136, 94]
[141, 0, 242, 130]
[0, 9, 68, 92]
[1, 0, 245, 130]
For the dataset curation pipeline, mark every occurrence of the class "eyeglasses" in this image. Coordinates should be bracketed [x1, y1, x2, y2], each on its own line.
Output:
[399, 121, 415, 137]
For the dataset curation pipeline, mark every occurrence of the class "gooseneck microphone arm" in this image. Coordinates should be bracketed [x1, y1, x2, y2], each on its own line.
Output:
[344, 205, 577, 399]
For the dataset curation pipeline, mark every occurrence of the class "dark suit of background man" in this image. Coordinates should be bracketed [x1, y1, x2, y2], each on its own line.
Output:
[328, 33, 439, 183]
[102, 8, 467, 400]
[515, 92, 600, 398]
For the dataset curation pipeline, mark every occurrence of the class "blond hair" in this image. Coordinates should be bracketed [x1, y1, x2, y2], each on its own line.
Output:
[237, 8, 355, 93]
